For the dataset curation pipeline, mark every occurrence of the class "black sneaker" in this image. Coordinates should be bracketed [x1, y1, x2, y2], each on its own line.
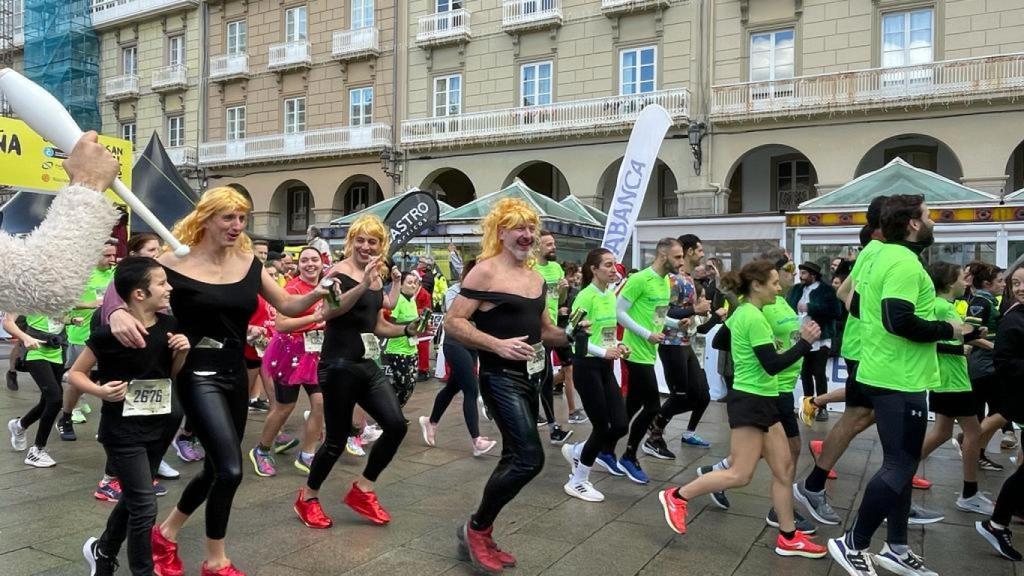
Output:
[417, 371, 430, 382]
[977, 520, 1024, 561]
[248, 398, 270, 413]
[642, 438, 676, 460]
[697, 465, 730, 510]
[815, 408, 829, 422]
[83, 537, 119, 576]
[5, 370, 17, 391]
[56, 417, 76, 441]
[765, 507, 817, 535]
[980, 454, 1005, 472]
[549, 425, 573, 445]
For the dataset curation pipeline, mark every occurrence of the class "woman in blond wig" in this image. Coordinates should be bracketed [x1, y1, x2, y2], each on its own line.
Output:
[293, 215, 413, 530]
[108, 187, 326, 576]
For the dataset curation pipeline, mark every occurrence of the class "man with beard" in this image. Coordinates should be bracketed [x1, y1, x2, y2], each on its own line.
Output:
[534, 231, 572, 444]
[787, 261, 841, 421]
[828, 194, 969, 576]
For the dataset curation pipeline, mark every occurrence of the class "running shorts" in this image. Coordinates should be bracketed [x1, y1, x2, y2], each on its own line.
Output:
[777, 391, 800, 438]
[726, 388, 781, 432]
[844, 359, 871, 409]
[928, 390, 977, 418]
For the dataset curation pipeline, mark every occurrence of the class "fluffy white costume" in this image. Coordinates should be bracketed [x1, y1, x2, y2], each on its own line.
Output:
[0, 185, 119, 316]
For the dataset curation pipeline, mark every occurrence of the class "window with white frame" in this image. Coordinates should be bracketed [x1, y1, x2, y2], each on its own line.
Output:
[168, 35, 184, 67]
[520, 61, 552, 107]
[620, 46, 656, 95]
[287, 186, 311, 234]
[750, 30, 794, 83]
[284, 97, 306, 133]
[226, 106, 246, 140]
[352, 0, 373, 28]
[285, 6, 308, 43]
[349, 87, 373, 126]
[121, 122, 136, 146]
[167, 116, 185, 148]
[436, 0, 462, 12]
[433, 74, 461, 117]
[227, 20, 247, 55]
[122, 46, 137, 75]
[346, 183, 370, 214]
[882, 8, 934, 69]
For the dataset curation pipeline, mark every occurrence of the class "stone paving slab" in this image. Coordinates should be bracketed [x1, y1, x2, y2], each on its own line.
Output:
[0, 365, 1019, 575]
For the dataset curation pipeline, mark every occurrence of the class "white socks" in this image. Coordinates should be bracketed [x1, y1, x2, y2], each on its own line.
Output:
[571, 463, 592, 485]
[713, 458, 731, 472]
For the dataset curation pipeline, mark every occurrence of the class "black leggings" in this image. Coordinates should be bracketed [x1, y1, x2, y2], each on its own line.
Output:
[654, 345, 710, 433]
[472, 369, 544, 530]
[993, 462, 1024, 526]
[574, 357, 628, 466]
[430, 341, 480, 438]
[99, 441, 163, 575]
[539, 348, 556, 424]
[307, 359, 407, 488]
[22, 359, 64, 448]
[801, 347, 830, 398]
[174, 350, 248, 540]
[623, 360, 660, 457]
[850, 386, 927, 550]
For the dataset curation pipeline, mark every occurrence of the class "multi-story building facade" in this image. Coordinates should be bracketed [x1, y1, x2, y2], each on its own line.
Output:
[201, 0, 395, 241]
[91, 0, 203, 178]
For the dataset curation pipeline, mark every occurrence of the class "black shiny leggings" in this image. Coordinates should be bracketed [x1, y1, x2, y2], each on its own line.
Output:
[472, 369, 545, 530]
[655, 345, 710, 433]
[430, 341, 480, 438]
[174, 350, 248, 540]
[22, 359, 64, 448]
[574, 357, 628, 466]
[307, 359, 408, 488]
[623, 360, 660, 458]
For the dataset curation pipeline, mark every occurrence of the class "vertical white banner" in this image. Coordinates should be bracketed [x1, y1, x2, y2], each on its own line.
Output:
[601, 104, 674, 261]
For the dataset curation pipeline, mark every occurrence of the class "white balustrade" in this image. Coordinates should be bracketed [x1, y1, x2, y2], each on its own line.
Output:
[268, 41, 312, 70]
[104, 74, 140, 100]
[209, 53, 249, 80]
[502, 0, 562, 31]
[332, 27, 380, 60]
[416, 9, 471, 46]
[151, 64, 188, 91]
[90, 0, 199, 28]
[199, 124, 392, 166]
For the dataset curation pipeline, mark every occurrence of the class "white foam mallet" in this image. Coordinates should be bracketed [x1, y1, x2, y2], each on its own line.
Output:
[0, 68, 190, 256]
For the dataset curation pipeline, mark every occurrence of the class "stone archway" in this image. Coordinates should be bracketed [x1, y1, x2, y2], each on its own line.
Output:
[420, 168, 476, 207]
[503, 160, 570, 200]
[723, 144, 818, 214]
[855, 134, 963, 181]
[270, 179, 314, 240]
[597, 157, 679, 217]
[333, 175, 384, 216]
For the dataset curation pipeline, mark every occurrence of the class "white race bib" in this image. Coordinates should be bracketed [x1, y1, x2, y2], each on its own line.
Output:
[122, 379, 172, 417]
[600, 326, 617, 350]
[526, 342, 546, 376]
[361, 333, 381, 361]
[304, 330, 324, 353]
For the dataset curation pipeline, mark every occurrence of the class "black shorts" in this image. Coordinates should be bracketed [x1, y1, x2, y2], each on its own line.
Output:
[777, 391, 800, 438]
[972, 374, 1002, 417]
[726, 389, 781, 432]
[552, 346, 573, 367]
[274, 380, 321, 404]
[929, 390, 977, 418]
[245, 357, 262, 370]
[844, 359, 871, 409]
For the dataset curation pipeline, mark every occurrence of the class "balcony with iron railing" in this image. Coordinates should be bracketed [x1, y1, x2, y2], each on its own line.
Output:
[134, 146, 197, 168]
[416, 9, 471, 47]
[711, 52, 1024, 121]
[600, 0, 671, 17]
[502, 0, 562, 33]
[104, 74, 140, 101]
[401, 88, 689, 148]
[90, 0, 200, 29]
[151, 64, 188, 92]
[332, 27, 380, 61]
[199, 124, 392, 167]
[209, 53, 249, 81]
[268, 41, 312, 71]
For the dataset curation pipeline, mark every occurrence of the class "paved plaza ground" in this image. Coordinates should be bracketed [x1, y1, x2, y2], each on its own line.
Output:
[1, 343, 1022, 575]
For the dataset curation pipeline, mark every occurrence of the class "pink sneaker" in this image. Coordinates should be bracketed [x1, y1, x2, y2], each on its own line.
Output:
[418, 416, 436, 446]
[472, 436, 497, 456]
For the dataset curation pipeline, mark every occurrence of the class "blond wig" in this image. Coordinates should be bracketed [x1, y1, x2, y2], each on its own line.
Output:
[480, 198, 540, 266]
[170, 187, 253, 252]
[344, 214, 391, 276]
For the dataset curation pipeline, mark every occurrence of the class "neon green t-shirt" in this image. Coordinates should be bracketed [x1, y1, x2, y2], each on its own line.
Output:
[66, 266, 115, 345]
[840, 240, 883, 362]
[761, 295, 802, 393]
[857, 243, 939, 392]
[24, 315, 65, 364]
[384, 294, 419, 356]
[726, 302, 778, 397]
[571, 283, 618, 358]
[535, 260, 565, 323]
[933, 297, 971, 393]
[619, 267, 670, 365]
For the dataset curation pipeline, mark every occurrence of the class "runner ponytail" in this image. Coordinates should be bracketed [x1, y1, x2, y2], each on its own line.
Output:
[581, 248, 612, 288]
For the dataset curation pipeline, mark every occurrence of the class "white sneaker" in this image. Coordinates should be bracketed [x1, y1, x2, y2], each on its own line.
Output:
[8, 418, 27, 451]
[25, 446, 56, 468]
[418, 416, 436, 447]
[872, 543, 937, 576]
[361, 424, 383, 444]
[157, 459, 180, 479]
[564, 479, 604, 502]
[345, 436, 366, 457]
[472, 436, 497, 457]
[957, 492, 996, 515]
[561, 442, 579, 472]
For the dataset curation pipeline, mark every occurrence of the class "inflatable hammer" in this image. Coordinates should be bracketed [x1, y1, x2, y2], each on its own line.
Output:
[0, 68, 190, 256]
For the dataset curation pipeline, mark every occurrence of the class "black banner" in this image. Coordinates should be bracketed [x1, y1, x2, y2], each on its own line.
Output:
[383, 190, 440, 257]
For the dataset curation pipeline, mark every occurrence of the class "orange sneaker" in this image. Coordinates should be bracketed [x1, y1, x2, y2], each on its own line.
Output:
[808, 440, 838, 480]
[294, 489, 333, 529]
[911, 475, 932, 490]
[344, 482, 391, 525]
[658, 489, 688, 534]
[480, 525, 516, 567]
[151, 526, 184, 576]
[200, 561, 246, 576]
[775, 531, 827, 558]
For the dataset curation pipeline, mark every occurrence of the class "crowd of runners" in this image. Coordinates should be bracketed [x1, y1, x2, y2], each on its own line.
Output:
[3, 141, 1024, 576]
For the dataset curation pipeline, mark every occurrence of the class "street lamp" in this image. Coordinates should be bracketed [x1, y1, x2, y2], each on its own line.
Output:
[688, 121, 707, 176]
[380, 148, 403, 184]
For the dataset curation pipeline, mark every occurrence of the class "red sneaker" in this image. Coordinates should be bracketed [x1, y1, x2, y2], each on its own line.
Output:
[808, 440, 838, 479]
[151, 526, 184, 576]
[774, 531, 826, 558]
[658, 489, 688, 534]
[457, 522, 504, 574]
[343, 482, 391, 525]
[294, 489, 333, 529]
[911, 475, 932, 490]
[200, 561, 246, 576]
[479, 525, 516, 567]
